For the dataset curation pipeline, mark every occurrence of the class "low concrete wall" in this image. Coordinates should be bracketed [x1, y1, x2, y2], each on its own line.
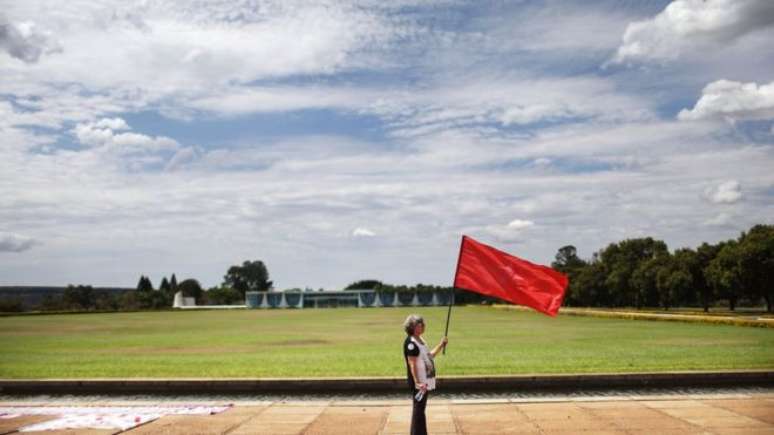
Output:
[2, 371, 772, 395]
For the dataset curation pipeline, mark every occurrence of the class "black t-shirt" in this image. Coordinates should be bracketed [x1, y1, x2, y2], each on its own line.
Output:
[404, 336, 420, 391]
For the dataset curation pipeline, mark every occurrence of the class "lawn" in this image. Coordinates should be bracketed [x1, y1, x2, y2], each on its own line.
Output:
[1, 306, 772, 378]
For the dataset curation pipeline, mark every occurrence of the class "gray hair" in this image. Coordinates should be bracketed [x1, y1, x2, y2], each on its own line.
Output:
[403, 314, 424, 336]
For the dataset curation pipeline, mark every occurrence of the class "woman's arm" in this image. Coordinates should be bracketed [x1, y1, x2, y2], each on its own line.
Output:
[407, 356, 426, 391]
[430, 336, 448, 357]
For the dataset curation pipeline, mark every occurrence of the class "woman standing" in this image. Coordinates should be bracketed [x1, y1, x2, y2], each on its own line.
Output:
[403, 314, 448, 435]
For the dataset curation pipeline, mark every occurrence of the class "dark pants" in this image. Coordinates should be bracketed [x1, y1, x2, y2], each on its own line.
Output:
[410, 388, 428, 435]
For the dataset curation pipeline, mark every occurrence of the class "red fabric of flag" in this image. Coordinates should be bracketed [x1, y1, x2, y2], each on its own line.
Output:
[453, 235, 568, 316]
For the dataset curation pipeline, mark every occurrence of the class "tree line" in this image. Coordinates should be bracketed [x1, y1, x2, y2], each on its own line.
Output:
[552, 224, 773, 312]
[3, 225, 770, 313]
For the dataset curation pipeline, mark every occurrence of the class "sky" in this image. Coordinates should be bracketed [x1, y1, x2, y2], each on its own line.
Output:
[1, 0, 773, 290]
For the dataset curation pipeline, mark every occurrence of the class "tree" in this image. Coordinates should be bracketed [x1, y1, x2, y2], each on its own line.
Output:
[345, 280, 383, 290]
[552, 245, 586, 272]
[736, 224, 774, 312]
[223, 260, 272, 295]
[205, 286, 243, 305]
[630, 255, 667, 308]
[693, 243, 721, 312]
[656, 264, 692, 310]
[136, 275, 153, 293]
[63, 285, 95, 310]
[160, 277, 171, 293]
[705, 241, 742, 311]
[178, 278, 204, 302]
[568, 259, 607, 307]
[599, 238, 668, 307]
[551, 245, 590, 307]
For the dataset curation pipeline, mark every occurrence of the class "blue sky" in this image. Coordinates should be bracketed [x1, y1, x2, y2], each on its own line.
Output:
[1, 0, 773, 289]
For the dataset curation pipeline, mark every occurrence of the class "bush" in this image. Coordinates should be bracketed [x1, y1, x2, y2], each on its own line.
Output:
[0, 297, 23, 312]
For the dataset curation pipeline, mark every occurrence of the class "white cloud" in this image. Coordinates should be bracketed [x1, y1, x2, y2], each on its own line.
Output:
[612, 0, 774, 64]
[0, 232, 38, 253]
[94, 117, 130, 130]
[704, 180, 743, 204]
[0, 1, 407, 94]
[678, 80, 774, 121]
[352, 227, 376, 237]
[0, 15, 60, 63]
[72, 118, 179, 156]
[484, 219, 535, 243]
[507, 219, 535, 230]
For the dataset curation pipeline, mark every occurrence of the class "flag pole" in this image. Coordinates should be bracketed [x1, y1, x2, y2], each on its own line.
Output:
[444, 235, 465, 355]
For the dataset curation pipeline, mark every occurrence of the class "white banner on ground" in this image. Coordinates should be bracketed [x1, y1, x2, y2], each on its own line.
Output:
[0, 405, 231, 431]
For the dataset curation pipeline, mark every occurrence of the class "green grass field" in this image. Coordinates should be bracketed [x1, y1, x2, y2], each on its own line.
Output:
[1, 306, 772, 378]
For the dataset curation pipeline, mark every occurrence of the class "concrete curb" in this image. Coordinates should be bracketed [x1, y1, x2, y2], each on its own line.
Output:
[1, 371, 772, 395]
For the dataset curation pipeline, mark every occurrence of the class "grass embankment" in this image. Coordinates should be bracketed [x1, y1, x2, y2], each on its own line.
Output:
[1, 306, 772, 378]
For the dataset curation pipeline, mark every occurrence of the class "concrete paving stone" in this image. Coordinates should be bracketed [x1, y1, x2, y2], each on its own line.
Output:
[539, 430, 627, 435]
[517, 408, 590, 421]
[706, 399, 774, 409]
[379, 422, 409, 434]
[452, 407, 529, 424]
[454, 419, 541, 434]
[426, 422, 457, 433]
[569, 396, 626, 402]
[659, 406, 740, 419]
[716, 408, 774, 425]
[642, 400, 706, 408]
[689, 393, 751, 400]
[123, 406, 266, 435]
[303, 406, 387, 435]
[682, 415, 772, 429]
[626, 394, 684, 401]
[262, 405, 326, 414]
[0, 415, 57, 434]
[588, 408, 677, 419]
[596, 415, 698, 431]
[577, 401, 647, 409]
[705, 399, 774, 424]
[532, 416, 615, 431]
[230, 422, 309, 434]
[277, 401, 330, 408]
[624, 430, 715, 435]
[707, 429, 774, 435]
[451, 398, 510, 405]
[331, 399, 403, 407]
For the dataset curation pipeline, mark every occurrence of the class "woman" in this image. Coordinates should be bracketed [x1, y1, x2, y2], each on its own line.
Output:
[403, 314, 448, 435]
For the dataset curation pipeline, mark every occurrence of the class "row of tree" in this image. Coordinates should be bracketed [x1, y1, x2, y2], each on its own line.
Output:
[552, 224, 773, 312]
[130, 260, 273, 307]
[7, 225, 770, 313]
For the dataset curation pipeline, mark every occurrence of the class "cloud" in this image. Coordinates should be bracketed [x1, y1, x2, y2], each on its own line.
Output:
[165, 147, 199, 171]
[678, 79, 774, 121]
[484, 219, 535, 243]
[72, 118, 179, 156]
[704, 180, 743, 204]
[0, 232, 38, 253]
[507, 219, 535, 231]
[352, 227, 376, 237]
[611, 0, 774, 64]
[0, 15, 60, 63]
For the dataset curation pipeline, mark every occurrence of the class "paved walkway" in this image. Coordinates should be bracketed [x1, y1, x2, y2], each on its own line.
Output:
[1, 394, 773, 434]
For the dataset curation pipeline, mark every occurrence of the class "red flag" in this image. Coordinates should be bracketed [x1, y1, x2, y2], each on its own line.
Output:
[453, 235, 568, 316]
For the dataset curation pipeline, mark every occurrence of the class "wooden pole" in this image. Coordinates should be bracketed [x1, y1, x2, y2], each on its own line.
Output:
[444, 236, 466, 355]
[443, 287, 453, 355]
